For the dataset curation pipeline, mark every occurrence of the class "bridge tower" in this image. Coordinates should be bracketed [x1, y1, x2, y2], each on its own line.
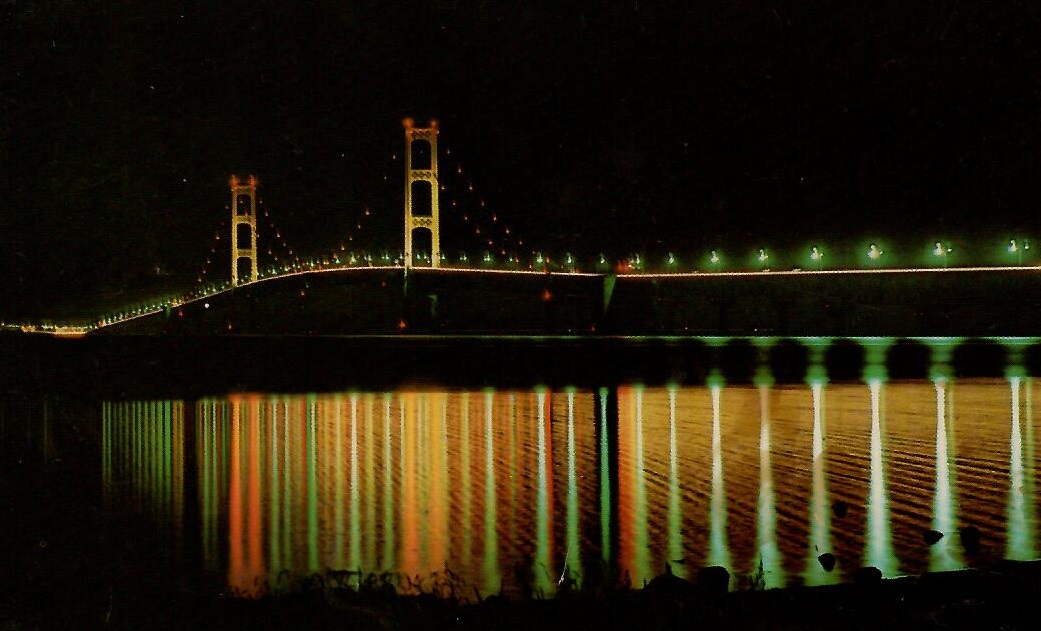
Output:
[403, 118, 440, 269]
[229, 174, 259, 286]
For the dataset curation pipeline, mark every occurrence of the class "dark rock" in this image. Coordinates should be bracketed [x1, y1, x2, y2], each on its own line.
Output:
[832, 500, 849, 519]
[853, 566, 882, 586]
[924, 530, 944, 545]
[960, 526, 981, 555]
[818, 553, 837, 572]
[697, 566, 730, 595]
[644, 563, 697, 600]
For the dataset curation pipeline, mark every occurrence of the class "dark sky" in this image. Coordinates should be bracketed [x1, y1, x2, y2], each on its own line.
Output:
[2, 1, 1040, 316]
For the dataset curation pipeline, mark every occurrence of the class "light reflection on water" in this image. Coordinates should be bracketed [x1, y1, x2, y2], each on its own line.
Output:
[100, 378, 1041, 596]
[866, 379, 897, 575]
[931, 379, 962, 571]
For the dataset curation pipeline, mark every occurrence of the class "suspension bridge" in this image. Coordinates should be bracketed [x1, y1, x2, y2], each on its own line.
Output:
[5, 120, 1040, 337]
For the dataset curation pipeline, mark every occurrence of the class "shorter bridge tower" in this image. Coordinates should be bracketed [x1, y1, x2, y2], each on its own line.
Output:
[403, 118, 440, 269]
[230, 174, 259, 286]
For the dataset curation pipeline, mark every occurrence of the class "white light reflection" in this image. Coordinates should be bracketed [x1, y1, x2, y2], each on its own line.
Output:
[1027, 381, 1037, 559]
[931, 378, 962, 571]
[708, 384, 731, 572]
[1006, 377, 1034, 560]
[756, 384, 783, 587]
[866, 380, 897, 575]
[805, 382, 837, 585]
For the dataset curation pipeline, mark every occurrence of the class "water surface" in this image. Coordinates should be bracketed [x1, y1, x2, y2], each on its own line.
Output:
[91, 377, 1039, 596]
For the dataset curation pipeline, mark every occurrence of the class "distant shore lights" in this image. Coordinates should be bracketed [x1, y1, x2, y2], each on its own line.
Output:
[1009, 239, 1030, 265]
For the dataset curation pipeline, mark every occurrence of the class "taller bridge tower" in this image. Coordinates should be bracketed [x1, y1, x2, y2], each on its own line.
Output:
[403, 118, 440, 269]
[230, 174, 259, 286]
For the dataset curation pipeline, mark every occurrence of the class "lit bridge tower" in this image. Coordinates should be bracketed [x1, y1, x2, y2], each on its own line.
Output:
[403, 118, 440, 269]
[230, 174, 259, 287]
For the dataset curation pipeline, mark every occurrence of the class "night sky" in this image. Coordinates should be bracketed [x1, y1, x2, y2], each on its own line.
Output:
[2, 1, 1040, 317]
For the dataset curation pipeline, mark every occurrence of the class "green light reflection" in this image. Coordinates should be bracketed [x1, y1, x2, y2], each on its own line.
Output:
[566, 390, 582, 583]
[534, 389, 554, 596]
[921, 338, 963, 381]
[854, 338, 892, 384]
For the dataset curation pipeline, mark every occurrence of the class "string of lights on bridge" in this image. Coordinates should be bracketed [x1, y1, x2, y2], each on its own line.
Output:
[9, 238, 1038, 337]
[304, 137, 534, 268]
[5, 122, 1039, 335]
